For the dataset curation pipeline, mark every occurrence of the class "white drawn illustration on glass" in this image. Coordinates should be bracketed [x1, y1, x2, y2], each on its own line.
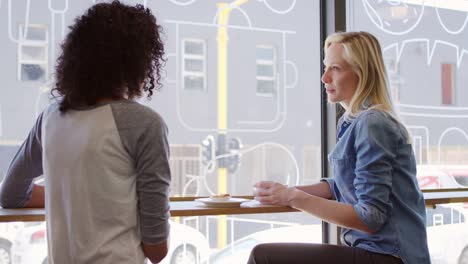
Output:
[165, 2, 298, 133]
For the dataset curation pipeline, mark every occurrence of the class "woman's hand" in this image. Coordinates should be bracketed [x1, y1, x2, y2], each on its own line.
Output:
[253, 181, 296, 206]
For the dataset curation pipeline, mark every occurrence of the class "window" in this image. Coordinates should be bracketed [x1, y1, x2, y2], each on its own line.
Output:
[17, 24, 48, 81]
[182, 39, 206, 91]
[441, 63, 455, 105]
[256, 45, 276, 96]
[0, 1, 322, 262]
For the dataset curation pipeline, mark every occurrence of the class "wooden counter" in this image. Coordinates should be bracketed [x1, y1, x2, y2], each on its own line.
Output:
[1, 191, 468, 223]
[0, 198, 298, 223]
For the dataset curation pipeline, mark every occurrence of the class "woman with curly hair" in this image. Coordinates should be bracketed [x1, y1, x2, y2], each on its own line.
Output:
[0, 1, 170, 263]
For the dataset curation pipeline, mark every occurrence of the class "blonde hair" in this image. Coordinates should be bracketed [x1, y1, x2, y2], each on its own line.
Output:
[324, 31, 410, 140]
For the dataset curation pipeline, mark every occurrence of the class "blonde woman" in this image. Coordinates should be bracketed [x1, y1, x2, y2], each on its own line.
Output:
[249, 32, 430, 264]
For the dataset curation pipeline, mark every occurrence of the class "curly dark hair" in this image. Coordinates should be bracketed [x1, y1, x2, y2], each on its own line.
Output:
[52, 1, 165, 112]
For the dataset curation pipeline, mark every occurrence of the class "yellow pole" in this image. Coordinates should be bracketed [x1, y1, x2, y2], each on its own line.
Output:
[215, 0, 248, 249]
[216, 2, 229, 250]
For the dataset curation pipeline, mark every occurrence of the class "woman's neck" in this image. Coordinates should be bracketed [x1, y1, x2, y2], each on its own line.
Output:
[95, 97, 126, 104]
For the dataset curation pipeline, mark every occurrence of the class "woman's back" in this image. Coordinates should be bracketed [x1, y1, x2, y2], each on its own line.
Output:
[42, 101, 170, 264]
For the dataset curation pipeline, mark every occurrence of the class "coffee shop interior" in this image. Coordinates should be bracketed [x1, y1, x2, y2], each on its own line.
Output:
[1, 1, 468, 264]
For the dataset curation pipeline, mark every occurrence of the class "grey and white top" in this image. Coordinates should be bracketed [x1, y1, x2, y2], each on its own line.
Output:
[0, 100, 171, 264]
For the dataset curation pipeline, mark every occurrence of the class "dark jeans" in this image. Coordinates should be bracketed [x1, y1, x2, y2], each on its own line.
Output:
[247, 243, 404, 264]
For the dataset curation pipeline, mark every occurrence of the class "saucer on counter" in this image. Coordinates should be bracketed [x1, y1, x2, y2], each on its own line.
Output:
[195, 198, 251, 208]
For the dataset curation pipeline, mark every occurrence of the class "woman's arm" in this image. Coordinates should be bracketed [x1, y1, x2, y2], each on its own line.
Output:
[254, 181, 374, 234]
[23, 184, 45, 208]
[289, 188, 374, 234]
[254, 113, 402, 234]
[295, 181, 333, 199]
[0, 113, 44, 208]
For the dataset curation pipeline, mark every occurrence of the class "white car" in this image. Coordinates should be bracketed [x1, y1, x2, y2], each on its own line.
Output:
[11, 220, 209, 264]
[426, 205, 468, 264]
[206, 224, 322, 264]
[204, 208, 468, 264]
[0, 222, 42, 264]
[417, 165, 468, 190]
[0, 222, 22, 264]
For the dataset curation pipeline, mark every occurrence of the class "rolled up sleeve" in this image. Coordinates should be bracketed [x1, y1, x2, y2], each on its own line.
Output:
[353, 113, 399, 232]
[320, 178, 337, 200]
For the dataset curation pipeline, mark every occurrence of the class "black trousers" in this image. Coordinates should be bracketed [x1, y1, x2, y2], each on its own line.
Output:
[247, 243, 404, 264]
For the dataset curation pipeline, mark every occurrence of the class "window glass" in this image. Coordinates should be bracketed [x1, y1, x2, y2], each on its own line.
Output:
[348, 0, 468, 190]
[256, 46, 275, 61]
[184, 40, 204, 55]
[184, 75, 204, 91]
[20, 64, 46, 81]
[257, 64, 274, 77]
[256, 79, 275, 95]
[20, 46, 47, 61]
[22, 26, 47, 41]
[185, 59, 204, 72]
[0, 0, 321, 261]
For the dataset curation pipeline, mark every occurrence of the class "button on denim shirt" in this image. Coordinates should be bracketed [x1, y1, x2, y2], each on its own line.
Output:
[323, 109, 431, 264]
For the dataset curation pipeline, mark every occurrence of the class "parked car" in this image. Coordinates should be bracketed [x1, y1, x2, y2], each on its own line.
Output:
[206, 224, 322, 264]
[0, 222, 42, 264]
[426, 205, 468, 264]
[0, 222, 21, 264]
[417, 165, 468, 190]
[10, 220, 209, 264]
[205, 206, 468, 264]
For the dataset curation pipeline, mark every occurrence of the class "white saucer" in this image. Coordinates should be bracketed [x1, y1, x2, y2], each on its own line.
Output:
[195, 198, 251, 208]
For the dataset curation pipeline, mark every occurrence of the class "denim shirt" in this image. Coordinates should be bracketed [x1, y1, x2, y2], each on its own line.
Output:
[323, 109, 431, 264]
